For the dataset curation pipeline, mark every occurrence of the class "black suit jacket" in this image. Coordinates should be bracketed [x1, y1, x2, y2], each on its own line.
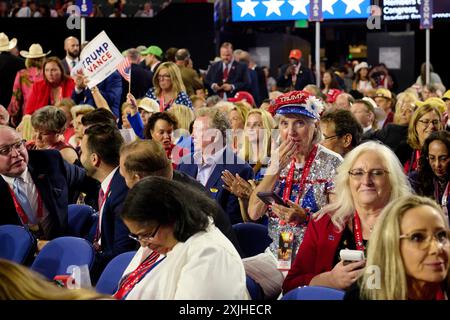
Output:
[120, 63, 153, 102]
[177, 148, 254, 225]
[0, 150, 96, 239]
[277, 63, 315, 91]
[205, 60, 250, 97]
[0, 52, 25, 107]
[89, 170, 136, 283]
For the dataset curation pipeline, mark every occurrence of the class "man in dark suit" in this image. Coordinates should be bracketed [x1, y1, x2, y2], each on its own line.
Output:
[277, 49, 314, 92]
[120, 48, 153, 103]
[72, 71, 123, 119]
[61, 36, 80, 75]
[177, 107, 253, 225]
[0, 33, 25, 107]
[205, 42, 251, 99]
[79, 124, 135, 282]
[0, 125, 97, 250]
[119, 139, 245, 257]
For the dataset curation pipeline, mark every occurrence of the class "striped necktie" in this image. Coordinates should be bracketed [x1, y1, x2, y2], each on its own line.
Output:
[13, 178, 37, 224]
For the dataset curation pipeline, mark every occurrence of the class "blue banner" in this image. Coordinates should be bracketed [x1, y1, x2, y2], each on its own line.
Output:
[231, 0, 370, 22]
[309, 0, 323, 21]
[76, 0, 93, 17]
[420, 0, 434, 29]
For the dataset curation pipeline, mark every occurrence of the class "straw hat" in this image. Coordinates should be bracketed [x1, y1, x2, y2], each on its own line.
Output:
[0, 33, 17, 52]
[20, 43, 51, 59]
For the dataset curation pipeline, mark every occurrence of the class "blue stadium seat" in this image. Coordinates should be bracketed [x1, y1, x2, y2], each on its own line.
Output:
[31, 236, 95, 280]
[68, 204, 97, 238]
[0, 225, 35, 263]
[232, 223, 272, 257]
[246, 275, 264, 300]
[281, 286, 345, 300]
[96, 251, 136, 295]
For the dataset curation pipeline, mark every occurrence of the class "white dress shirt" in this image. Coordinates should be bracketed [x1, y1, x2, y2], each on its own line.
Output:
[97, 167, 118, 246]
[195, 147, 225, 187]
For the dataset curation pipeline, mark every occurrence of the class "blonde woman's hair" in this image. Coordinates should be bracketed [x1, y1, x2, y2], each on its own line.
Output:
[0, 259, 109, 300]
[153, 62, 186, 97]
[25, 57, 45, 69]
[70, 104, 95, 121]
[359, 195, 450, 300]
[239, 109, 274, 163]
[407, 104, 442, 150]
[168, 104, 195, 131]
[229, 102, 250, 126]
[393, 92, 418, 124]
[315, 141, 412, 230]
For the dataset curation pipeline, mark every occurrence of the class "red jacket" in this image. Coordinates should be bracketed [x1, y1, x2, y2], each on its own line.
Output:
[282, 213, 344, 294]
[24, 78, 75, 115]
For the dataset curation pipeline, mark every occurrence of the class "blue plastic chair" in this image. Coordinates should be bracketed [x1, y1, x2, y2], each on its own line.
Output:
[246, 275, 264, 300]
[281, 286, 345, 300]
[0, 225, 35, 263]
[68, 204, 97, 237]
[31, 236, 95, 280]
[96, 251, 136, 295]
[232, 223, 272, 257]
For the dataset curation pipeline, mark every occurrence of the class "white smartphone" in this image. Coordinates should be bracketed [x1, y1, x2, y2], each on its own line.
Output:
[339, 249, 365, 266]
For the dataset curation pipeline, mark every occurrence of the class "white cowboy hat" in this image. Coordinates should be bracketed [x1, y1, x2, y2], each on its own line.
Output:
[20, 43, 51, 59]
[0, 33, 17, 52]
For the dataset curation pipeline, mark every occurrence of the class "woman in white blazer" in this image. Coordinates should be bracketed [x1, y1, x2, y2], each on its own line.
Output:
[114, 176, 249, 300]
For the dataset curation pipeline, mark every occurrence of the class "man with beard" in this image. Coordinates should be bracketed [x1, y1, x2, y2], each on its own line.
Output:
[61, 36, 80, 75]
[79, 124, 135, 282]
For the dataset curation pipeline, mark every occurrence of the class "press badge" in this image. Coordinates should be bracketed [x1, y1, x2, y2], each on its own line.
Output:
[277, 230, 294, 270]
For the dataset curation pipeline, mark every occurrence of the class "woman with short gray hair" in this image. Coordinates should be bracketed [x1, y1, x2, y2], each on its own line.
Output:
[28, 105, 79, 164]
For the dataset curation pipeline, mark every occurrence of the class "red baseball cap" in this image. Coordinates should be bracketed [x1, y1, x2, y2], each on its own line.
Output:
[228, 91, 255, 107]
[289, 49, 302, 60]
[326, 89, 343, 103]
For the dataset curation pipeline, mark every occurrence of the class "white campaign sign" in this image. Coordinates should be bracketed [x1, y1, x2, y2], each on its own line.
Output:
[75, 30, 124, 88]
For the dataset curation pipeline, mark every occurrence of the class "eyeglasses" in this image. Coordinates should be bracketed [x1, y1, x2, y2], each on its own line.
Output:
[348, 169, 389, 180]
[128, 224, 160, 244]
[157, 74, 171, 80]
[0, 140, 26, 156]
[400, 229, 450, 250]
[418, 119, 440, 127]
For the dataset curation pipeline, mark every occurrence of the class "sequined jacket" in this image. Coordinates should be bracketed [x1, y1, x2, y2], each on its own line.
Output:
[267, 144, 342, 261]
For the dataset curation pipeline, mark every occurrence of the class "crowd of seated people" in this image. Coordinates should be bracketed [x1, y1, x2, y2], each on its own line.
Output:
[0, 32, 449, 300]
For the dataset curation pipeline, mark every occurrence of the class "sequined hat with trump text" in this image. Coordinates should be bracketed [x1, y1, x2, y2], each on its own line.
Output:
[269, 90, 324, 120]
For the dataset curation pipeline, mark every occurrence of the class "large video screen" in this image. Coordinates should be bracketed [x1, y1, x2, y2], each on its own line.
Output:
[231, 0, 371, 22]
[383, 0, 450, 21]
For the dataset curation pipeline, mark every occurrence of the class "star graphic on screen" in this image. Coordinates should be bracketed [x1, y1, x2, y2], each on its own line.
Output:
[262, 0, 285, 16]
[322, 0, 338, 15]
[341, 0, 364, 14]
[236, 0, 259, 17]
[288, 0, 308, 15]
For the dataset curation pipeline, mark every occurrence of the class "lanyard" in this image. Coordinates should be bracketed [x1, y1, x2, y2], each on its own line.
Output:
[353, 211, 365, 252]
[7, 184, 43, 225]
[405, 150, 420, 174]
[114, 251, 163, 300]
[282, 144, 318, 205]
[159, 95, 174, 112]
[438, 181, 450, 218]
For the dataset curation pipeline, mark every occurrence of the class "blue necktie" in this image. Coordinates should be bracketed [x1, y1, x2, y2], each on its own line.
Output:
[13, 178, 37, 224]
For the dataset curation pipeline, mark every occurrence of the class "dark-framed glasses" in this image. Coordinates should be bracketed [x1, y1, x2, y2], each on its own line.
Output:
[128, 224, 160, 244]
[0, 140, 26, 156]
[400, 229, 450, 250]
[418, 119, 440, 127]
[348, 169, 389, 180]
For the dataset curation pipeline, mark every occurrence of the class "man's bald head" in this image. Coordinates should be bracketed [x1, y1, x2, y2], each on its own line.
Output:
[64, 36, 80, 59]
[0, 125, 29, 177]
